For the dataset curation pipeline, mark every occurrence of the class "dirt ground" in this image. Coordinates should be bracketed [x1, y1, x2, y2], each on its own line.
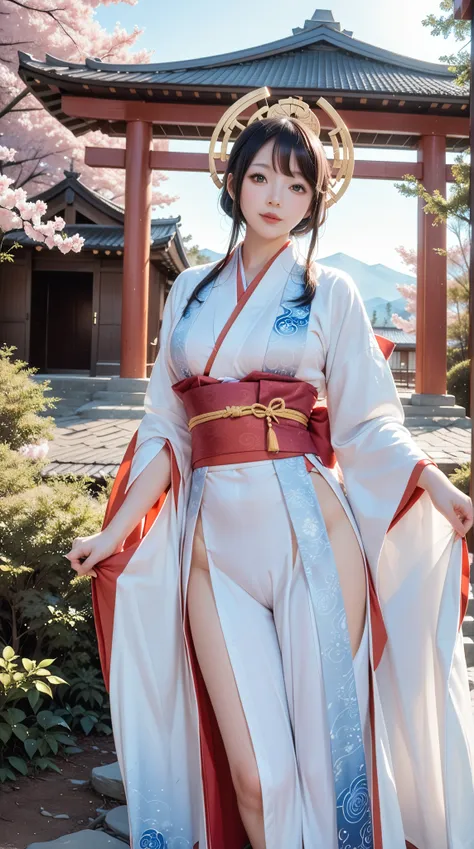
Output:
[0, 734, 121, 849]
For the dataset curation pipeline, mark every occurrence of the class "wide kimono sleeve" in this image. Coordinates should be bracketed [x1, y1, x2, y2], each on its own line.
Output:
[126, 270, 192, 491]
[323, 270, 433, 568]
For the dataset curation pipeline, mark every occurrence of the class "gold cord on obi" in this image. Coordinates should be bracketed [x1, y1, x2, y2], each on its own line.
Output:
[188, 398, 309, 454]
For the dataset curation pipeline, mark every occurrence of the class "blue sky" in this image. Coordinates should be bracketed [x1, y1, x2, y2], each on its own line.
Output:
[96, 1, 466, 272]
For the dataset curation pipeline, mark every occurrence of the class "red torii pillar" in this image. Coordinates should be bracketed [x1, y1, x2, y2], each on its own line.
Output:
[121, 121, 153, 378]
[415, 134, 447, 396]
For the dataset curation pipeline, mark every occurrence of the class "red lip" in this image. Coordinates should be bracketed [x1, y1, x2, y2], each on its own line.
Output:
[260, 213, 282, 222]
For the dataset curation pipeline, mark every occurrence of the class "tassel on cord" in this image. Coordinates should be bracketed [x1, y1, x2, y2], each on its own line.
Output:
[266, 420, 280, 453]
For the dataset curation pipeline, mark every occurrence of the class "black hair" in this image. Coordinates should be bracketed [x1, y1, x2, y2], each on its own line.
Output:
[184, 116, 333, 312]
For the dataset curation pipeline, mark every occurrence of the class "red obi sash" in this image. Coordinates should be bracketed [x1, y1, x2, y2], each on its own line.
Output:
[172, 370, 337, 470]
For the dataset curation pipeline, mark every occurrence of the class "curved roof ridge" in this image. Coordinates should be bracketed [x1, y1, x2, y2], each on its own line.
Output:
[19, 25, 455, 78]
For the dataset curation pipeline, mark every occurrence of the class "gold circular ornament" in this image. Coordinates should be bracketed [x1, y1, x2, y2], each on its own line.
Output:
[208, 86, 354, 208]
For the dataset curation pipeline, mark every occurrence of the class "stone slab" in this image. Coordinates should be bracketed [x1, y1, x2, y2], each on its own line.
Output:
[76, 404, 144, 420]
[105, 806, 130, 840]
[27, 830, 128, 849]
[410, 393, 456, 407]
[108, 377, 149, 392]
[91, 761, 125, 802]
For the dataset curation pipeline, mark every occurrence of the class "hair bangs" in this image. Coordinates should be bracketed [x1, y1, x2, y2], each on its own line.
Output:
[270, 122, 315, 185]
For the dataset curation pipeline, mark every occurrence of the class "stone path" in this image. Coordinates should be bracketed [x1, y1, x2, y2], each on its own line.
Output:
[43, 413, 471, 479]
[43, 418, 137, 479]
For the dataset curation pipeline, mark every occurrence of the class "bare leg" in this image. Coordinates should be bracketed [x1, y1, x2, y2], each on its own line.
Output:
[309, 469, 367, 656]
[187, 514, 266, 849]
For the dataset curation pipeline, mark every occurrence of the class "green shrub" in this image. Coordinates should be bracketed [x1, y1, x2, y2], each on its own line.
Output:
[447, 358, 470, 411]
[0, 645, 75, 782]
[449, 462, 471, 495]
[447, 346, 467, 371]
[0, 345, 57, 450]
[0, 470, 105, 661]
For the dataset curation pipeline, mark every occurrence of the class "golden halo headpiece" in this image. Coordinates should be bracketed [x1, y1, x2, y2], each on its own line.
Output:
[208, 86, 354, 208]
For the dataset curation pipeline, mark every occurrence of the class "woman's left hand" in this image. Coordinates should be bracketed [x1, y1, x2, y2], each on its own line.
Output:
[419, 464, 473, 540]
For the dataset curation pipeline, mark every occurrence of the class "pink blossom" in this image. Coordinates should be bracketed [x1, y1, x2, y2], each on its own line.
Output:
[23, 220, 45, 242]
[0, 188, 17, 210]
[14, 187, 28, 206]
[52, 216, 66, 231]
[16, 201, 35, 221]
[70, 233, 85, 252]
[36, 220, 56, 239]
[0, 208, 22, 231]
[0, 175, 14, 193]
[0, 146, 16, 163]
[57, 239, 72, 254]
[34, 199, 47, 216]
[18, 439, 49, 460]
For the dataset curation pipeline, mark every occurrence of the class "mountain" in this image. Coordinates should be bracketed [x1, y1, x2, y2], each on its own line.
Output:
[196, 248, 414, 326]
[199, 248, 225, 262]
[317, 252, 415, 303]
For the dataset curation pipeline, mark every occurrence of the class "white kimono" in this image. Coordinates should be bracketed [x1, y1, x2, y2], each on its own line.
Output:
[92, 239, 474, 849]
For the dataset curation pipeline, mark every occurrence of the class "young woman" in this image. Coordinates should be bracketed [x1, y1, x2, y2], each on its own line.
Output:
[66, 101, 474, 849]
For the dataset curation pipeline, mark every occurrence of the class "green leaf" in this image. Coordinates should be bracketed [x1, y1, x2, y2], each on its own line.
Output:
[0, 768, 16, 782]
[44, 734, 58, 755]
[41, 758, 62, 774]
[0, 722, 12, 744]
[37, 711, 69, 730]
[54, 733, 74, 746]
[2, 647, 15, 662]
[27, 689, 41, 711]
[34, 669, 53, 677]
[0, 672, 11, 687]
[37, 659, 55, 669]
[24, 738, 39, 759]
[7, 756, 28, 775]
[22, 658, 34, 672]
[35, 681, 53, 698]
[11, 723, 28, 742]
[2, 708, 26, 726]
[36, 710, 55, 730]
[80, 715, 96, 735]
[95, 723, 113, 735]
[47, 676, 68, 686]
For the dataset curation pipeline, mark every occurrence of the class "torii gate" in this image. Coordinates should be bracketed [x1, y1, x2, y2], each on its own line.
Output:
[79, 104, 457, 393]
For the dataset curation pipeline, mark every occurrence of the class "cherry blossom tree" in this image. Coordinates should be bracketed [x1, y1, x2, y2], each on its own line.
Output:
[0, 0, 175, 207]
[0, 145, 85, 261]
[392, 222, 470, 356]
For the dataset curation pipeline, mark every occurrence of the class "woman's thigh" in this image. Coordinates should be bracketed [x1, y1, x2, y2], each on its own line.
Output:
[187, 514, 261, 804]
[307, 468, 367, 658]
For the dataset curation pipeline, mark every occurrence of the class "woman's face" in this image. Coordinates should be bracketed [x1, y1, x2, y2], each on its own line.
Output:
[227, 138, 314, 240]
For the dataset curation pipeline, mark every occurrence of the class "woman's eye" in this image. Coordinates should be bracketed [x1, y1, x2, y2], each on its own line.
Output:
[250, 173, 266, 183]
[292, 184, 306, 193]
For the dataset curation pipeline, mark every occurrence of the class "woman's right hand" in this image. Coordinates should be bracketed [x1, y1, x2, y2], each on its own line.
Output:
[65, 529, 123, 578]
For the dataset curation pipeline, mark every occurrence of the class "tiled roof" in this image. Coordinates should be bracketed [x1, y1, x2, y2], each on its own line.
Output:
[374, 326, 416, 345]
[4, 218, 187, 258]
[19, 39, 466, 99]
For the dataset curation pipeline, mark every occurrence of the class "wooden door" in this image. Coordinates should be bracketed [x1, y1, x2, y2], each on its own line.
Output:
[30, 271, 93, 371]
[0, 254, 31, 360]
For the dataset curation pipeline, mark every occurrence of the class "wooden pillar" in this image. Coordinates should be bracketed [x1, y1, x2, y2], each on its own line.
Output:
[121, 120, 153, 378]
[415, 135, 447, 395]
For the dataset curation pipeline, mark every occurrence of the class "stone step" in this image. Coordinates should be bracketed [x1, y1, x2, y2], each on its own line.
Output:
[403, 404, 466, 418]
[76, 403, 144, 420]
[107, 377, 149, 393]
[91, 761, 125, 802]
[463, 615, 474, 638]
[464, 636, 474, 667]
[27, 831, 127, 849]
[32, 375, 111, 391]
[405, 416, 468, 429]
[105, 806, 129, 841]
[92, 391, 146, 405]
